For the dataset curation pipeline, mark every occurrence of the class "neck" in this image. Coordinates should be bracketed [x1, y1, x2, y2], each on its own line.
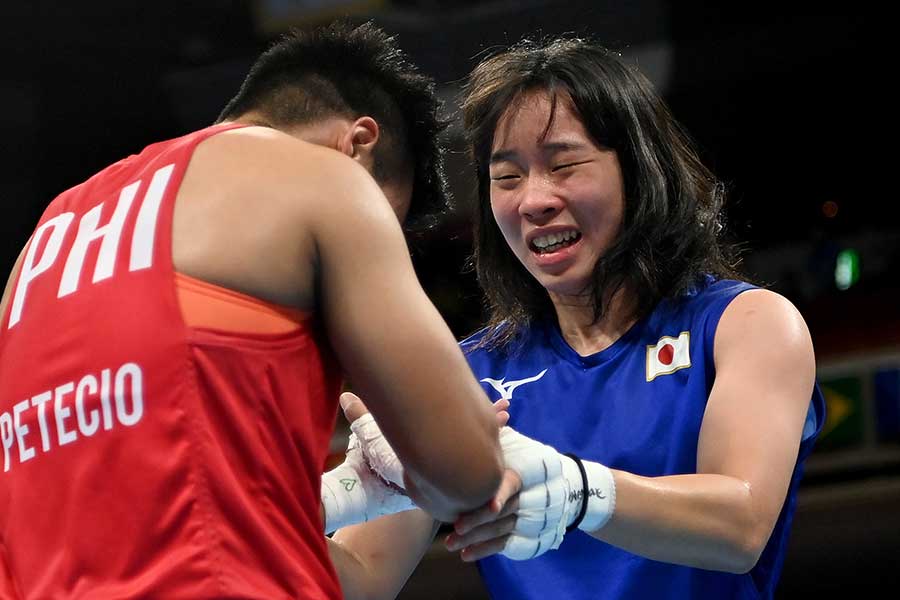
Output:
[548, 287, 637, 356]
[228, 112, 275, 129]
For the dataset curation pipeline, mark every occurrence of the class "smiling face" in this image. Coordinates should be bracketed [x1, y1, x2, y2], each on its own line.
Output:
[488, 89, 625, 300]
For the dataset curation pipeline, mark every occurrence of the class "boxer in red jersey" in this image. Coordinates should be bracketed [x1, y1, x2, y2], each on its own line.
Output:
[0, 22, 502, 599]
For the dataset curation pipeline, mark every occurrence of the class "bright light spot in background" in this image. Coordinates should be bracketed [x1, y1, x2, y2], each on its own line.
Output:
[835, 249, 860, 290]
[822, 200, 839, 218]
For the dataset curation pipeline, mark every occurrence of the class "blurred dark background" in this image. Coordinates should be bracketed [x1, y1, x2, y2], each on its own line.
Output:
[0, 2, 895, 597]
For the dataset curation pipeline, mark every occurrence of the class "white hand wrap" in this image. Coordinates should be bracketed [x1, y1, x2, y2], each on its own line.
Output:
[321, 428, 415, 534]
[497, 427, 616, 560]
[350, 413, 405, 488]
[501, 528, 569, 561]
[497, 427, 572, 559]
[576, 458, 617, 532]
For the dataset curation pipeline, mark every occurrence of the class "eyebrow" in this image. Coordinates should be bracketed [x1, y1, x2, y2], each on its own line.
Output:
[489, 140, 589, 164]
[489, 149, 518, 164]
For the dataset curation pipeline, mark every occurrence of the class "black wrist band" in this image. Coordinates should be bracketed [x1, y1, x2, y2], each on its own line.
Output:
[564, 453, 589, 532]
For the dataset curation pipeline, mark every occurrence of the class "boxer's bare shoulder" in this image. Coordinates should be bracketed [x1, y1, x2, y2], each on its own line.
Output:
[172, 125, 390, 312]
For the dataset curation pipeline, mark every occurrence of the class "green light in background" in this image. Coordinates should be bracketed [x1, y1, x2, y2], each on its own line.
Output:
[835, 248, 860, 290]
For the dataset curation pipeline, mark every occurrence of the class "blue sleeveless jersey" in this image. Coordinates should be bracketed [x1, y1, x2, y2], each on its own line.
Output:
[464, 279, 825, 600]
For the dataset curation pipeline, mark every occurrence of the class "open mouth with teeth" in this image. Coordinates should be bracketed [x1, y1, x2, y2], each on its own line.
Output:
[530, 230, 582, 254]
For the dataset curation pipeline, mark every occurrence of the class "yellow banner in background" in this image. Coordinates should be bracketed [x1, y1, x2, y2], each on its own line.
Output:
[817, 376, 864, 451]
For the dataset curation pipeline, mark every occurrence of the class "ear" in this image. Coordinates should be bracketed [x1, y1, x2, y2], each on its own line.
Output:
[337, 116, 380, 170]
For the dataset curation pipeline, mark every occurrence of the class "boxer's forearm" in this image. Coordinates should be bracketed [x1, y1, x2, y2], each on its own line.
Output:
[329, 509, 440, 600]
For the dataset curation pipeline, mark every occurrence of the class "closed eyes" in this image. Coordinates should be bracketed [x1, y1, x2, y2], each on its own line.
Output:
[551, 160, 591, 172]
[490, 159, 592, 181]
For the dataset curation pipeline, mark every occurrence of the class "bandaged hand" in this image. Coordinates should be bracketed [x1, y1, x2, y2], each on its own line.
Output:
[323, 392, 511, 533]
[341, 391, 511, 491]
[446, 426, 616, 561]
[348, 411, 405, 488]
[320, 420, 416, 534]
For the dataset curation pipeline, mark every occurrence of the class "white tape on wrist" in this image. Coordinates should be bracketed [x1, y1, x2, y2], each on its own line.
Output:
[560, 453, 584, 528]
[496, 427, 617, 559]
[578, 460, 616, 532]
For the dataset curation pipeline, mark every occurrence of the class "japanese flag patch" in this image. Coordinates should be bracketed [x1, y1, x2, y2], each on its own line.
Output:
[646, 331, 691, 381]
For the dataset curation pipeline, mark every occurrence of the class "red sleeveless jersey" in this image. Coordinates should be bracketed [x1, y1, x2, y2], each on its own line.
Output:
[0, 125, 343, 599]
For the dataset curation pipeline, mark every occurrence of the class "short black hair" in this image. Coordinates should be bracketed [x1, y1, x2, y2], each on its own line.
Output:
[462, 36, 740, 349]
[218, 20, 450, 231]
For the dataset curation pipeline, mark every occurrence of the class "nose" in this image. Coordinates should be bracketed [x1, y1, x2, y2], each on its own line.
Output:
[518, 177, 563, 223]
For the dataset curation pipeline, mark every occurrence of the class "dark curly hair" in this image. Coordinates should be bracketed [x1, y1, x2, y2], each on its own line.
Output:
[218, 20, 450, 232]
[462, 36, 740, 349]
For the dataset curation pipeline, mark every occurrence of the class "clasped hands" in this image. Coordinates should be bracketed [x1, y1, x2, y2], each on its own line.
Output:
[337, 392, 577, 561]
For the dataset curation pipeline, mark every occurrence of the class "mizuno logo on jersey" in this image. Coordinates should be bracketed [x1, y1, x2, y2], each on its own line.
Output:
[646, 332, 691, 381]
[480, 369, 547, 400]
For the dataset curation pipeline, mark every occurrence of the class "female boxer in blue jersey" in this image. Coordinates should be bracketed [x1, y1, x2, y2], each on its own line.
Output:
[323, 35, 825, 600]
